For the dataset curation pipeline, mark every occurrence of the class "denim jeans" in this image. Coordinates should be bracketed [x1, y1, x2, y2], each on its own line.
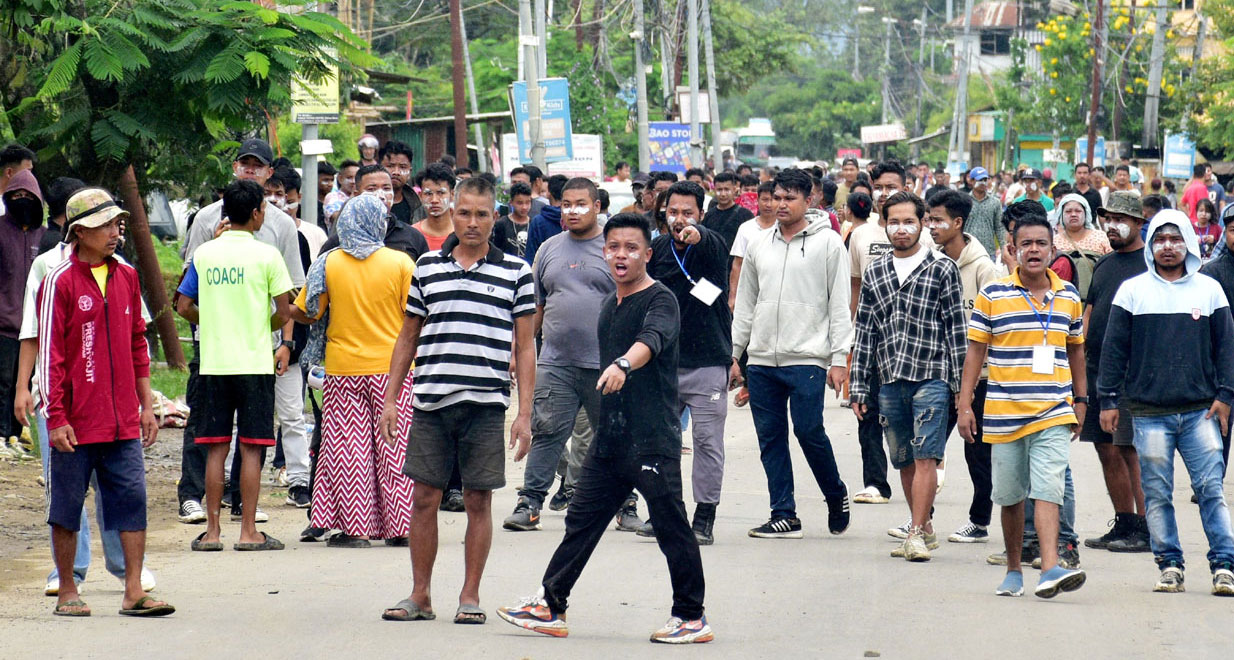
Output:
[878, 379, 950, 470]
[518, 364, 600, 508]
[38, 413, 125, 583]
[1023, 465, 1077, 545]
[747, 365, 846, 519]
[1132, 409, 1234, 571]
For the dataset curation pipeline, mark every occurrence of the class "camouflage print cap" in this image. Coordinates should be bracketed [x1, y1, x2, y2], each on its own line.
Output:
[65, 188, 129, 235]
[1097, 190, 1144, 220]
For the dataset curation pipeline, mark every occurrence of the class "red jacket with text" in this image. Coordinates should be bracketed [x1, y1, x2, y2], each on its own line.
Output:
[37, 252, 149, 444]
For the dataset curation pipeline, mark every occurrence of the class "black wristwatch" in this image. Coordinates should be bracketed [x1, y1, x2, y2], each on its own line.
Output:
[613, 357, 631, 375]
[1073, 396, 1089, 404]
[279, 339, 295, 352]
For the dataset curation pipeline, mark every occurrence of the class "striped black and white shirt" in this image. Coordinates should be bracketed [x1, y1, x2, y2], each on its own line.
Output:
[407, 234, 535, 411]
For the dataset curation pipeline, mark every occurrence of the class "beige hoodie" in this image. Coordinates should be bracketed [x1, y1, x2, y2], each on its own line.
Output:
[938, 232, 998, 377]
[732, 215, 853, 369]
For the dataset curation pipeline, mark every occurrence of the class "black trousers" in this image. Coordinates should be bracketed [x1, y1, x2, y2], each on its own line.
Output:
[0, 336, 20, 440]
[946, 379, 992, 527]
[858, 373, 891, 497]
[542, 453, 704, 621]
[177, 348, 207, 505]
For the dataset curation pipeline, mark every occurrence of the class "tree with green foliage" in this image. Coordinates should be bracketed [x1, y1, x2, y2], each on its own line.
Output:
[1191, 0, 1234, 159]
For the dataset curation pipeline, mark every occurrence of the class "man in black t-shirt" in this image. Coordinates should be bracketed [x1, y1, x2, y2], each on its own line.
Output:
[379, 140, 422, 225]
[492, 182, 533, 257]
[1080, 203, 1149, 552]
[701, 171, 753, 252]
[497, 213, 711, 645]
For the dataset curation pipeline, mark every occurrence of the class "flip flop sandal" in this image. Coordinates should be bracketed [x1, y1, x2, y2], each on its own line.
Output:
[382, 598, 435, 621]
[53, 600, 90, 617]
[383, 536, 409, 547]
[326, 533, 372, 548]
[234, 532, 285, 551]
[119, 595, 176, 617]
[191, 532, 223, 552]
[454, 604, 486, 625]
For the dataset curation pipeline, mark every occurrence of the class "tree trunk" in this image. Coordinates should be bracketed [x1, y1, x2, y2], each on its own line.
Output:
[448, 0, 470, 168]
[119, 164, 186, 369]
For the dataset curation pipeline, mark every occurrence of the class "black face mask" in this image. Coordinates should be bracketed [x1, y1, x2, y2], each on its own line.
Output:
[5, 196, 44, 229]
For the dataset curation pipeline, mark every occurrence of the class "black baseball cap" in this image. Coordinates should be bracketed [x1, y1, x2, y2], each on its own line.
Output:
[237, 138, 273, 165]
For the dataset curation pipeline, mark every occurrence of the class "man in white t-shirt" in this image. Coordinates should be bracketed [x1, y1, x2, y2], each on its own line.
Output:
[728, 181, 777, 309]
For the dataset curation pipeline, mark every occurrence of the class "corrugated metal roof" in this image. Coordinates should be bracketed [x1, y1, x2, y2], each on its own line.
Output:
[948, 1, 1020, 29]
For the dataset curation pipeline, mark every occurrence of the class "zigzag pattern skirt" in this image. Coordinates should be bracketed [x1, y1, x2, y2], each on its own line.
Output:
[310, 373, 415, 539]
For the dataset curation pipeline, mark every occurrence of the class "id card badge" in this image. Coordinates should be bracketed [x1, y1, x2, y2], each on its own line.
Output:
[1031, 344, 1054, 375]
[690, 277, 722, 306]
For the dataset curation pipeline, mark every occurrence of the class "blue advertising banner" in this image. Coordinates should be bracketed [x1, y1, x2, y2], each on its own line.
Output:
[1074, 136, 1106, 168]
[511, 78, 574, 163]
[1162, 133, 1196, 180]
[649, 122, 692, 174]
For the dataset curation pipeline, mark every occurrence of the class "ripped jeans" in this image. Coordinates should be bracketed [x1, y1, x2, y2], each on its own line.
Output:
[878, 379, 950, 470]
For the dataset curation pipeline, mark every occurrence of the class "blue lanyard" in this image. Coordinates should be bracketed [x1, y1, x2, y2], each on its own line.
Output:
[1018, 289, 1055, 342]
[672, 244, 696, 285]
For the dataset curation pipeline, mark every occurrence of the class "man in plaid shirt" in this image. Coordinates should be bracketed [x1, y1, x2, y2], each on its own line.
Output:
[850, 191, 967, 562]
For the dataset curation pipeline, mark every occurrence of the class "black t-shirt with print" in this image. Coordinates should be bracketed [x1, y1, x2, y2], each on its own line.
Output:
[702, 203, 754, 251]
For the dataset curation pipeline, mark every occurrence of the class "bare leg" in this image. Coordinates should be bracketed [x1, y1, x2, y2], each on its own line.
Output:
[1002, 502, 1025, 573]
[459, 489, 493, 609]
[910, 458, 938, 533]
[203, 444, 230, 543]
[1121, 446, 1147, 515]
[117, 530, 168, 610]
[51, 525, 83, 610]
[899, 465, 915, 519]
[1095, 443, 1134, 513]
[394, 483, 443, 615]
[1033, 500, 1061, 571]
[238, 444, 265, 544]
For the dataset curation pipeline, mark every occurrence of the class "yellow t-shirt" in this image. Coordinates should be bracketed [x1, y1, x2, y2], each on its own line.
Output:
[91, 263, 108, 297]
[295, 247, 414, 376]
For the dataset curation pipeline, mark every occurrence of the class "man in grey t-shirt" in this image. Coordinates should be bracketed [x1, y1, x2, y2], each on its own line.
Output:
[503, 179, 644, 531]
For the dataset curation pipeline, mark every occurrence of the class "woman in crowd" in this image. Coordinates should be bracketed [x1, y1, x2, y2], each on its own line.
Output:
[1193, 198, 1221, 261]
[1053, 193, 1111, 255]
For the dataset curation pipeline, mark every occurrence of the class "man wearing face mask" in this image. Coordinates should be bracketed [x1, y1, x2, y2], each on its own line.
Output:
[179, 138, 306, 526]
[0, 167, 46, 448]
[850, 191, 966, 562]
[1011, 169, 1055, 212]
[1099, 210, 1234, 596]
[644, 180, 732, 545]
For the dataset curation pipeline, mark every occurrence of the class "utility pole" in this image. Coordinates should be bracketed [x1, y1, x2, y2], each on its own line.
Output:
[853, 29, 861, 80]
[1086, 0, 1104, 164]
[881, 17, 893, 124]
[459, 7, 487, 173]
[1180, 10, 1205, 134]
[1141, 0, 1167, 150]
[633, 0, 651, 172]
[701, 0, 722, 173]
[687, 0, 702, 167]
[911, 9, 927, 162]
[947, 0, 974, 172]
[448, 0, 469, 168]
[520, 0, 546, 168]
[535, 0, 547, 78]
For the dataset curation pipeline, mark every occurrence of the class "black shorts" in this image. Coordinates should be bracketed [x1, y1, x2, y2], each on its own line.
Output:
[48, 439, 147, 532]
[403, 403, 506, 490]
[196, 374, 276, 446]
[1081, 402, 1134, 445]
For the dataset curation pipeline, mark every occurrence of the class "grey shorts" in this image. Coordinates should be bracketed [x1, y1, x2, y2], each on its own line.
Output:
[403, 402, 507, 491]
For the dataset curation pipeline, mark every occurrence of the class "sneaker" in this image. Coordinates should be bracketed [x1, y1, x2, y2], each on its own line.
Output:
[1212, 568, 1234, 596]
[891, 529, 939, 556]
[825, 486, 851, 535]
[649, 615, 714, 644]
[692, 503, 716, 546]
[230, 507, 269, 523]
[1084, 517, 1125, 549]
[178, 500, 207, 524]
[615, 501, 643, 532]
[1034, 565, 1086, 599]
[987, 542, 1039, 567]
[548, 486, 573, 512]
[45, 578, 84, 597]
[948, 522, 989, 543]
[1154, 565, 1185, 593]
[1108, 533, 1151, 553]
[439, 489, 465, 513]
[8, 436, 34, 461]
[901, 529, 932, 562]
[140, 567, 156, 592]
[1059, 542, 1081, 569]
[503, 499, 542, 531]
[887, 518, 911, 539]
[300, 525, 329, 542]
[995, 571, 1024, 597]
[636, 521, 656, 538]
[748, 517, 803, 539]
[852, 486, 890, 504]
[497, 593, 569, 638]
[285, 485, 310, 508]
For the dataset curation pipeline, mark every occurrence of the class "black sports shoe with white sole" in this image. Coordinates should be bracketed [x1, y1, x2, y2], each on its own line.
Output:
[748, 517, 803, 539]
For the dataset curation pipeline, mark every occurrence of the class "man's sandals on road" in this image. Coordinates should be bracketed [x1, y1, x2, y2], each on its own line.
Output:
[54, 596, 175, 617]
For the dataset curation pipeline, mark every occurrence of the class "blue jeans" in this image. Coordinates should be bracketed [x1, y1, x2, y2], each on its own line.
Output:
[747, 365, 845, 519]
[38, 414, 124, 583]
[1132, 409, 1234, 571]
[877, 379, 950, 470]
[1023, 465, 1077, 545]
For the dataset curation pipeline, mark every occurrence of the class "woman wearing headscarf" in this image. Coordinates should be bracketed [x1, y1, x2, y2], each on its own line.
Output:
[292, 194, 416, 548]
[1054, 192, 1112, 255]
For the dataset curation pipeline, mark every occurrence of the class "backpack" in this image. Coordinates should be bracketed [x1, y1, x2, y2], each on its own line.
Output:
[1051, 249, 1101, 301]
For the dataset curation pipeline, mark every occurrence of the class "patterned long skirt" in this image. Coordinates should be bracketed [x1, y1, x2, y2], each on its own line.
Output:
[309, 374, 414, 539]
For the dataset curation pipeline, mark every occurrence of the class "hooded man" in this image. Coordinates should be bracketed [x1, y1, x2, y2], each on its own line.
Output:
[1098, 209, 1234, 596]
[1, 169, 47, 443]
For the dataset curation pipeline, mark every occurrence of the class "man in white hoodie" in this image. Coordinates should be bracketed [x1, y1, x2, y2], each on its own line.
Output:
[927, 190, 999, 544]
[731, 168, 853, 539]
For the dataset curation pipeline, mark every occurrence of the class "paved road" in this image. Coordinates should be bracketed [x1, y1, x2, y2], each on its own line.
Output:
[2, 397, 1230, 659]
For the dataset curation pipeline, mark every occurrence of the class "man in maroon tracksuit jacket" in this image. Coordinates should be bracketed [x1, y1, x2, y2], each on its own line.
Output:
[37, 188, 173, 618]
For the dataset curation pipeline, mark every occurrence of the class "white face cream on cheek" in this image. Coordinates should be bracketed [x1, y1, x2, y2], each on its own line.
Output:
[886, 224, 919, 238]
[1112, 223, 1130, 239]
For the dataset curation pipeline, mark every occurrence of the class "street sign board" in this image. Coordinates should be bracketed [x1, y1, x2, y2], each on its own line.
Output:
[511, 78, 575, 163]
[1162, 133, 1196, 180]
[291, 48, 340, 124]
[648, 122, 693, 174]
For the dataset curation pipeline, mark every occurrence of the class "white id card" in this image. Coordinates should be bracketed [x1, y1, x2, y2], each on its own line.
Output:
[1031, 344, 1054, 375]
[690, 277, 722, 306]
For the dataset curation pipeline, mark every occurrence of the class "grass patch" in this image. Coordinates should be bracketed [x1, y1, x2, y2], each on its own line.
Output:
[150, 364, 188, 400]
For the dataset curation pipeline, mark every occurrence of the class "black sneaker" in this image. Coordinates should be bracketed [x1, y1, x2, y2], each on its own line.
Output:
[548, 486, 573, 512]
[285, 485, 311, 508]
[826, 485, 851, 535]
[300, 526, 329, 542]
[692, 503, 716, 546]
[614, 500, 643, 532]
[1059, 542, 1081, 569]
[636, 521, 656, 538]
[440, 489, 465, 513]
[503, 499, 542, 531]
[1108, 533, 1151, 553]
[1084, 518, 1123, 549]
[748, 517, 803, 539]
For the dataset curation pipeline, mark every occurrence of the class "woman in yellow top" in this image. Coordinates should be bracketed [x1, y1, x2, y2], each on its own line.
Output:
[293, 194, 416, 548]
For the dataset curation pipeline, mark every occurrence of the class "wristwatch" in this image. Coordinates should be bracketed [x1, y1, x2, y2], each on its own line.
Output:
[613, 357, 631, 375]
[280, 339, 295, 352]
[1073, 396, 1089, 404]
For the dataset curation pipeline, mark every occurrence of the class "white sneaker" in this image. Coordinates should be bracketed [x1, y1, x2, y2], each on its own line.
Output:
[178, 500, 206, 524]
[852, 486, 890, 504]
[140, 567, 156, 592]
[231, 507, 270, 523]
[887, 518, 911, 539]
[45, 579, 83, 597]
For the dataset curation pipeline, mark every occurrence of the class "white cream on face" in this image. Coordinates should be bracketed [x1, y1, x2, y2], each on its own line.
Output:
[886, 223, 919, 237]
[1111, 222, 1131, 239]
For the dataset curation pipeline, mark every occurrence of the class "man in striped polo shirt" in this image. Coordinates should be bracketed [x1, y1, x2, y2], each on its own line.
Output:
[379, 176, 537, 624]
[957, 202, 1088, 599]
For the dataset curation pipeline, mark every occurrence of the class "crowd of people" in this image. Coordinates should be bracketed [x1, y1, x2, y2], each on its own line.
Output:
[3, 132, 1234, 639]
